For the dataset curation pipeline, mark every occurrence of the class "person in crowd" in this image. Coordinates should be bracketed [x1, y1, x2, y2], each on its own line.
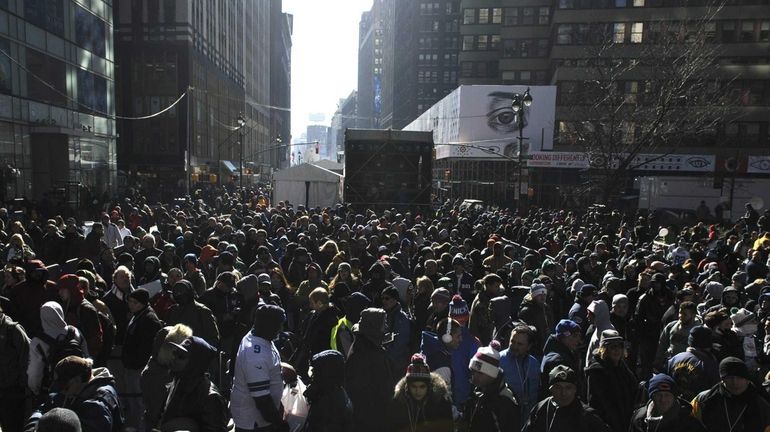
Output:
[388, 353, 453, 432]
[629, 373, 705, 432]
[445, 254, 476, 304]
[183, 253, 207, 298]
[57, 274, 103, 360]
[345, 307, 396, 432]
[158, 335, 229, 431]
[28, 301, 89, 397]
[522, 365, 610, 432]
[330, 291, 371, 358]
[0, 303, 30, 432]
[542, 319, 583, 383]
[519, 282, 554, 356]
[382, 284, 412, 375]
[468, 273, 502, 345]
[655, 301, 699, 371]
[35, 407, 83, 432]
[200, 271, 242, 351]
[584, 299, 614, 366]
[691, 357, 770, 432]
[231, 304, 288, 432]
[121, 287, 162, 431]
[26, 355, 123, 432]
[585, 330, 637, 432]
[166, 279, 220, 348]
[667, 325, 720, 399]
[499, 325, 540, 430]
[303, 350, 354, 432]
[461, 342, 519, 432]
[140, 324, 192, 431]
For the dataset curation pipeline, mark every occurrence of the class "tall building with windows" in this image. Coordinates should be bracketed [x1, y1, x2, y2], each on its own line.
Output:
[358, 0, 461, 131]
[114, 0, 290, 197]
[453, 0, 770, 208]
[0, 0, 116, 206]
[330, 91, 357, 163]
[269, 2, 292, 171]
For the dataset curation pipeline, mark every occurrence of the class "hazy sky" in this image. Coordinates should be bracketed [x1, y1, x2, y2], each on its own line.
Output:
[283, 0, 373, 141]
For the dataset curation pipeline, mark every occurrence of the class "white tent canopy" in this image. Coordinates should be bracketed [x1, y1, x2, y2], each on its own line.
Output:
[311, 159, 344, 174]
[273, 163, 343, 208]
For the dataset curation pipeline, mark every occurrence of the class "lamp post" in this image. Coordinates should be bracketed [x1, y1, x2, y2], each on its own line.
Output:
[511, 87, 533, 214]
[237, 112, 246, 189]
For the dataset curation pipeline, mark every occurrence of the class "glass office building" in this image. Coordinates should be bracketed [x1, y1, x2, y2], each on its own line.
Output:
[0, 0, 116, 206]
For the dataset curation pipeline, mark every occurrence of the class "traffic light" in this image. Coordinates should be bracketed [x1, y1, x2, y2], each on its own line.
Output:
[315, 141, 319, 154]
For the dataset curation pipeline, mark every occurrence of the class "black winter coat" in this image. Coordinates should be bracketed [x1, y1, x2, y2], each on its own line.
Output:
[345, 333, 395, 432]
[461, 376, 519, 432]
[388, 374, 453, 432]
[522, 397, 610, 432]
[122, 306, 163, 370]
[585, 355, 638, 432]
[629, 399, 705, 432]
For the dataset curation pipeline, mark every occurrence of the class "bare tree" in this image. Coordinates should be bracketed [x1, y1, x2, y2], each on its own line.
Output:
[558, 3, 735, 204]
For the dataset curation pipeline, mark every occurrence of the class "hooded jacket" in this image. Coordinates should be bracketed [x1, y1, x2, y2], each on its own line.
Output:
[166, 282, 220, 348]
[160, 336, 229, 432]
[303, 351, 354, 432]
[59, 275, 104, 359]
[27, 302, 88, 395]
[6, 260, 56, 337]
[388, 373, 453, 432]
[345, 330, 395, 432]
[122, 304, 163, 370]
[25, 367, 123, 432]
[585, 300, 614, 366]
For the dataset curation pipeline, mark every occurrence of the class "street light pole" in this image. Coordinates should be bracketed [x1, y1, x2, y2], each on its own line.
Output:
[511, 87, 533, 214]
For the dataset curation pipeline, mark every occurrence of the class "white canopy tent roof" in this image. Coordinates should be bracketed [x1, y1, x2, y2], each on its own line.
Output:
[273, 163, 344, 208]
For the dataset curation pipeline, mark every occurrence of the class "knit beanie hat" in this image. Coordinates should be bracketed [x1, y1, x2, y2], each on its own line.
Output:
[381, 285, 401, 303]
[719, 357, 751, 380]
[730, 308, 757, 328]
[449, 294, 469, 325]
[216, 271, 236, 289]
[548, 364, 578, 386]
[469, 342, 502, 379]
[688, 325, 713, 350]
[530, 283, 547, 298]
[554, 319, 580, 337]
[405, 353, 432, 383]
[599, 329, 623, 346]
[253, 304, 286, 340]
[357, 308, 387, 344]
[648, 373, 676, 397]
[128, 288, 150, 306]
[578, 284, 597, 297]
[430, 288, 451, 308]
[612, 294, 629, 306]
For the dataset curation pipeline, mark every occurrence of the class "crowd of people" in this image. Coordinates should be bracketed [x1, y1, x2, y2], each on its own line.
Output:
[0, 189, 769, 432]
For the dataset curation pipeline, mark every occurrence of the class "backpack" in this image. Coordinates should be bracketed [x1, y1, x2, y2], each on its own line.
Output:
[37, 325, 85, 391]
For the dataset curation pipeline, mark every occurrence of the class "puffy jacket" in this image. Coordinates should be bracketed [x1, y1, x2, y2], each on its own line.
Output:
[26, 367, 123, 432]
[654, 319, 698, 370]
[388, 374, 453, 432]
[166, 302, 220, 349]
[518, 294, 554, 354]
[345, 331, 395, 432]
[523, 397, 610, 432]
[499, 349, 540, 426]
[304, 350, 354, 432]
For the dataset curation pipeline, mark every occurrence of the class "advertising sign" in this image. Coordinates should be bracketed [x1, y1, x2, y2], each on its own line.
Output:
[405, 85, 557, 159]
[527, 151, 716, 172]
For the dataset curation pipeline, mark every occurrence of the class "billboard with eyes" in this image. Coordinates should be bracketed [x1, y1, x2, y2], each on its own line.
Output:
[405, 85, 557, 159]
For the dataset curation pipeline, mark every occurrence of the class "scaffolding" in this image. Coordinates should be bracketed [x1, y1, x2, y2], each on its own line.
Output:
[433, 158, 520, 205]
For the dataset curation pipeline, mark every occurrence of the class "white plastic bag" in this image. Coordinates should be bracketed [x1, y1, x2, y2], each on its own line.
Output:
[281, 377, 309, 432]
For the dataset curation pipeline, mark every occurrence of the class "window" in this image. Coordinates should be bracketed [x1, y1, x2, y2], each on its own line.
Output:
[463, 35, 475, 50]
[24, 0, 65, 36]
[520, 71, 531, 82]
[477, 35, 488, 50]
[502, 71, 516, 81]
[705, 22, 717, 42]
[461, 62, 473, 77]
[631, 22, 644, 43]
[539, 8, 550, 25]
[557, 24, 573, 44]
[503, 39, 517, 57]
[0, 38, 9, 93]
[741, 21, 755, 42]
[505, 8, 518, 25]
[446, 3, 453, 14]
[616, 0, 627, 7]
[478, 9, 489, 24]
[27, 48, 67, 106]
[491, 35, 501, 49]
[75, 5, 106, 57]
[538, 39, 549, 56]
[492, 8, 503, 24]
[613, 23, 626, 43]
[625, 81, 639, 103]
[463, 9, 475, 24]
[721, 21, 736, 42]
[521, 8, 534, 25]
[559, 0, 575, 8]
[77, 69, 108, 113]
[761, 21, 770, 42]
[633, 0, 645, 6]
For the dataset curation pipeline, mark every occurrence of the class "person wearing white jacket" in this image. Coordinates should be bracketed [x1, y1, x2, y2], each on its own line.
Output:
[27, 301, 88, 396]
